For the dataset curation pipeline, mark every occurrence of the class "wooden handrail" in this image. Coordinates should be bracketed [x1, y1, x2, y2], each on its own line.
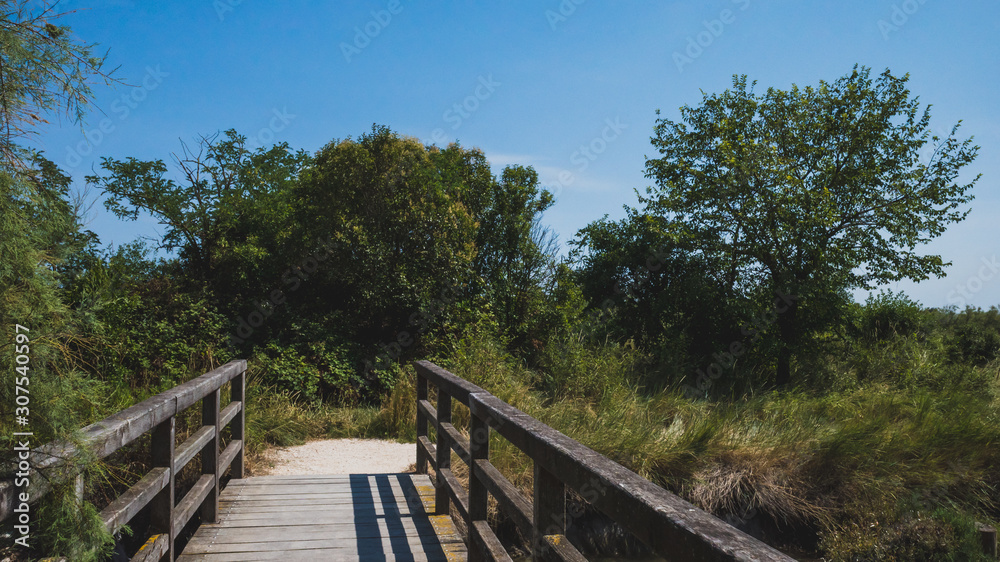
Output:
[1, 359, 247, 562]
[414, 360, 795, 562]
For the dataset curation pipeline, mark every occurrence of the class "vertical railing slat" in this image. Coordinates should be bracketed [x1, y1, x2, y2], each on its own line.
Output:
[469, 413, 490, 562]
[532, 463, 565, 561]
[416, 372, 428, 474]
[231, 371, 246, 479]
[435, 388, 452, 515]
[150, 417, 175, 561]
[200, 389, 220, 524]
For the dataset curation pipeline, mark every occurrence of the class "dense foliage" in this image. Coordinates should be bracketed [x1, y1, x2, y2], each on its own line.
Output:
[639, 66, 979, 386]
[0, 26, 995, 559]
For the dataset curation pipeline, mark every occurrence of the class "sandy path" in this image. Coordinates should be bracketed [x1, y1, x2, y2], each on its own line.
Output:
[258, 438, 417, 475]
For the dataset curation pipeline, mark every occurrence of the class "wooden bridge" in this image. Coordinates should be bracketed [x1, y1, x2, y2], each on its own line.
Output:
[1, 359, 796, 561]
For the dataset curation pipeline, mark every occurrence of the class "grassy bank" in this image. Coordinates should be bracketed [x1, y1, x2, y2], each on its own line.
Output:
[258, 332, 1000, 560]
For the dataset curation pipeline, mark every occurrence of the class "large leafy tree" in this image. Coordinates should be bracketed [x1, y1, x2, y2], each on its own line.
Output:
[89, 130, 309, 299]
[292, 127, 485, 350]
[470, 164, 555, 349]
[642, 66, 979, 386]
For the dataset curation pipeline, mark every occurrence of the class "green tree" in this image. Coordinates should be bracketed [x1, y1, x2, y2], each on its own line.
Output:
[88, 130, 309, 299]
[0, 2, 119, 555]
[292, 127, 482, 355]
[642, 66, 979, 386]
[470, 164, 555, 349]
[0, 0, 117, 167]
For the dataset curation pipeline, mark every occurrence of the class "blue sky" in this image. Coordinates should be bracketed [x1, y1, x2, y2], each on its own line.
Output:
[33, 0, 1000, 308]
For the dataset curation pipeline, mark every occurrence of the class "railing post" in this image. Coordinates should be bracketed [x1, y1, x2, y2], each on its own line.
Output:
[435, 387, 451, 515]
[533, 462, 566, 561]
[416, 371, 428, 474]
[200, 388, 220, 524]
[231, 370, 246, 479]
[979, 523, 997, 558]
[469, 412, 490, 562]
[150, 417, 175, 561]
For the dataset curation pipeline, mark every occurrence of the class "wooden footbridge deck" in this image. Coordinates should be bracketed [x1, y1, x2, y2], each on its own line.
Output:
[1, 360, 798, 561]
[178, 474, 465, 561]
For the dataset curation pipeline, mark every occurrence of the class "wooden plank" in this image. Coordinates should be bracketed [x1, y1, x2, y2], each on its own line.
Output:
[99, 467, 170, 533]
[473, 459, 532, 540]
[190, 521, 448, 543]
[419, 436, 437, 471]
[175, 425, 214, 474]
[178, 550, 461, 561]
[184, 535, 453, 554]
[438, 467, 469, 523]
[179, 473, 468, 561]
[435, 390, 452, 516]
[470, 520, 512, 562]
[174, 474, 214, 532]
[979, 522, 997, 557]
[469, 413, 492, 562]
[219, 400, 240, 429]
[130, 533, 169, 562]
[538, 535, 587, 562]
[439, 422, 471, 466]
[417, 399, 437, 427]
[231, 475, 362, 484]
[219, 439, 242, 476]
[149, 417, 175, 562]
[414, 360, 484, 405]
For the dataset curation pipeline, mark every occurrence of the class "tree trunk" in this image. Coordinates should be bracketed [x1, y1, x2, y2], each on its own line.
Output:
[775, 291, 798, 387]
[776, 345, 791, 387]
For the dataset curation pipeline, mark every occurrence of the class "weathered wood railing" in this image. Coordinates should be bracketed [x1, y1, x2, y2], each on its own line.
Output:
[0, 359, 247, 562]
[414, 360, 795, 562]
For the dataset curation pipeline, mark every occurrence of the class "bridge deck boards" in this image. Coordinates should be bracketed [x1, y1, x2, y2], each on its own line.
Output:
[177, 473, 467, 561]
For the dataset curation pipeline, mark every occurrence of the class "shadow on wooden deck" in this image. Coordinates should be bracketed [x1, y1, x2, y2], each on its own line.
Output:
[176, 473, 467, 561]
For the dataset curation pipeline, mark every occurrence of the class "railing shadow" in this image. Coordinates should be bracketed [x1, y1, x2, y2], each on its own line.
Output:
[349, 473, 449, 561]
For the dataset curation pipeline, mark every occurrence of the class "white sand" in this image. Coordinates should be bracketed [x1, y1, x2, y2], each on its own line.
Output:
[259, 438, 416, 475]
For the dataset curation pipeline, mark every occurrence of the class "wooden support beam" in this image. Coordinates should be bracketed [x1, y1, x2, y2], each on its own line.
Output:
[533, 462, 566, 561]
[149, 417, 175, 562]
[231, 370, 246, 479]
[435, 388, 452, 516]
[416, 371, 428, 474]
[200, 389, 220, 524]
[469, 413, 490, 562]
[978, 522, 997, 558]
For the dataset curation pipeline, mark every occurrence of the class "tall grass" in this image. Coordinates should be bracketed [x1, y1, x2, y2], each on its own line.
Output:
[365, 331, 1000, 560]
